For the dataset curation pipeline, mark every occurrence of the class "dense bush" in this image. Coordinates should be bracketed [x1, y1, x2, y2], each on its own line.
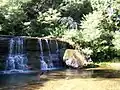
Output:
[69, 0, 120, 62]
[0, 0, 93, 36]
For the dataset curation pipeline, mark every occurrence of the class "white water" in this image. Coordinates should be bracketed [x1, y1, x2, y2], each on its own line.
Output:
[45, 39, 54, 68]
[5, 37, 28, 72]
[39, 39, 48, 70]
[38, 39, 63, 70]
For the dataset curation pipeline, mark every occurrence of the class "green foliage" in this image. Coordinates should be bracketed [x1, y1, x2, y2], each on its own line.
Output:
[80, 11, 103, 42]
[0, 0, 120, 62]
[67, 0, 120, 62]
[37, 8, 61, 24]
[90, 0, 114, 11]
[0, 0, 30, 35]
[60, 0, 93, 22]
[50, 25, 67, 37]
[111, 58, 120, 63]
[0, 0, 93, 36]
[0, 0, 63, 36]
[79, 10, 109, 61]
[112, 31, 120, 50]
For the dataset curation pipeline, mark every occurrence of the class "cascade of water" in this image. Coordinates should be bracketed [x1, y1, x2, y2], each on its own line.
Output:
[56, 40, 59, 56]
[38, 39, 48, 70]
[9, 38, 14, 55]
[53, 40, 62, 68]
[5, 37, 28, 72]
[45, 39, 53, 68]
[38, 39, 63, 70]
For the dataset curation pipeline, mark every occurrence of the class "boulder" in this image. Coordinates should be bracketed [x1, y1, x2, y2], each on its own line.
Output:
[63, 49, 88, 68]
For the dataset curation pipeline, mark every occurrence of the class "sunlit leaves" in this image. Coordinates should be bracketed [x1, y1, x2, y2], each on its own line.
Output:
[82, 47, 93, 55]
[112, 31, 120, 50]
[37, 8, 61, 24]
[90, 0, 114, 11]
[80, 11, 103, 42]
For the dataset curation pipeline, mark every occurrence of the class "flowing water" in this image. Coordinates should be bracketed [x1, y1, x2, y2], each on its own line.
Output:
[1, 37, 64, 72]
[45, 39, 54, 68]
[38, 39, 63, 70]
[39, 39, 48, 70]
[4, 37, 28, 73]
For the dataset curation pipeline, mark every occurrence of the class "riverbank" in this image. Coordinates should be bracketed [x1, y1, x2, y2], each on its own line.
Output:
[38, 78, 120, 90]
[94, 62, 120, 70]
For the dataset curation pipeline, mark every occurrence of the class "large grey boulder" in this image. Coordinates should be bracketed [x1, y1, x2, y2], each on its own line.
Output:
[63, 49, 89, 68]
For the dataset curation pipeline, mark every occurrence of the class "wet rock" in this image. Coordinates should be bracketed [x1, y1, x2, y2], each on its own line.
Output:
[65, 58, 80, 68]
[0, 38, 9, 70]
[0, 36, 74, 70]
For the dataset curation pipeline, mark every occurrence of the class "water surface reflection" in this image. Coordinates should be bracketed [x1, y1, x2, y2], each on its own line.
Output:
[0, 69, 120, 90]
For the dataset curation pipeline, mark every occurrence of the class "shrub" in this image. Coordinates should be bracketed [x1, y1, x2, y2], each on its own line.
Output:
[71, 0, 120, 62]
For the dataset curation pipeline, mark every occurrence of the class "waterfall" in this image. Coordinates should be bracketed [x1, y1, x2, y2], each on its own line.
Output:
[56, 40, 59, 56]
[38, 39, 48, 70]
[5, 37, 28, 72]
[54, 40, 61, 63]
[45, 39, 53, 68]
[38, 39, 63, 70]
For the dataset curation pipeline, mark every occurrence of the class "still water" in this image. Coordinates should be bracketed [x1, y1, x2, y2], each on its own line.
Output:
[0, 69, 120, 90]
